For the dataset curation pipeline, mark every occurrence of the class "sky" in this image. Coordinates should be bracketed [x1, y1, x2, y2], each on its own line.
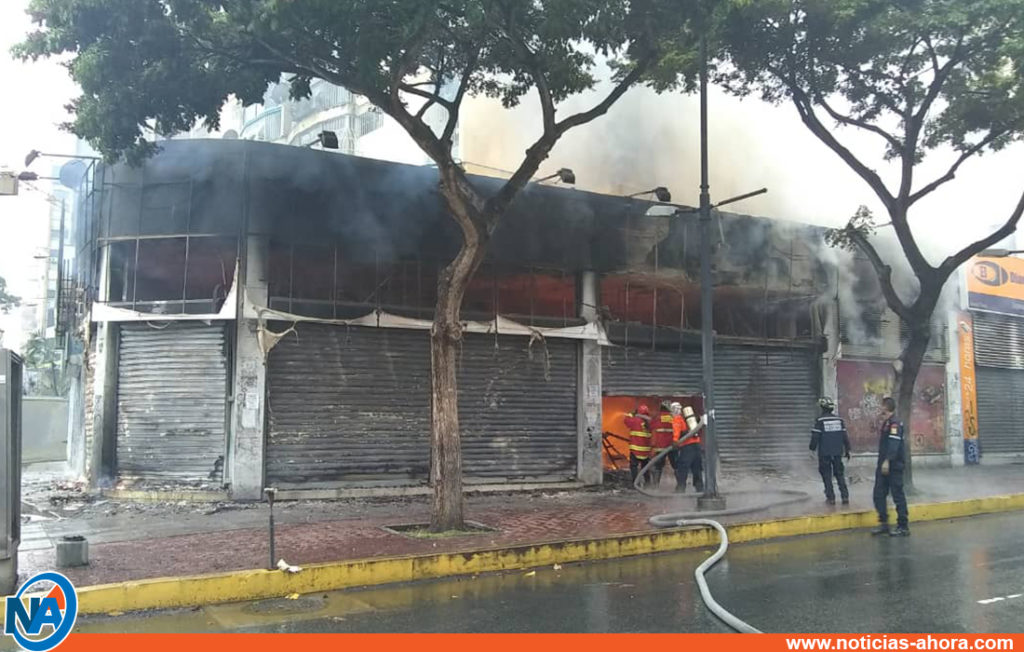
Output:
[0, 0, 78, 351]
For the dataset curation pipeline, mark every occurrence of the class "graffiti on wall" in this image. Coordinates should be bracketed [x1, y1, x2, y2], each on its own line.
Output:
[837, 359, 947, 454]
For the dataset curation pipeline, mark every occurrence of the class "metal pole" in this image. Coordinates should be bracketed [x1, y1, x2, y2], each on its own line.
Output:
[56, 199, 66, 338]
[265, 487, 277, 570]
[697, 36, 725, 509]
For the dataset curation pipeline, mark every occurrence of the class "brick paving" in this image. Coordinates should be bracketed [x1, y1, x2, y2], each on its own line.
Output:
[16, 465, 1024, 588]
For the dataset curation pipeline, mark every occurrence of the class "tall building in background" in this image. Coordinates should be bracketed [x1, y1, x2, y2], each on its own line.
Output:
[229, 76, 458, 166]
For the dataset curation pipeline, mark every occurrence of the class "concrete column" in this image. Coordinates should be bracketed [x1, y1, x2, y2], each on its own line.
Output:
[229, 235, 268, 500]
[946, 309, 965, 467]
[577, 271, 603, 486]
[821, 298, 840, 402]
[89, 321, 118, 487]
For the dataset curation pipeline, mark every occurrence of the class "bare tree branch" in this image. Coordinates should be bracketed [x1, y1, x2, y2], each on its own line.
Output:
[784, 81, 896, 211]
[815, 95, 903, 151]
[442, 49, 480, 146]
[497, 23, 557, 134]
[847, 229, 915, 322]
[484, 54, 655, 222]
[939, 187, 1024, 277]
[555, 55, 653, 134]
[908, 129, 1009, 205]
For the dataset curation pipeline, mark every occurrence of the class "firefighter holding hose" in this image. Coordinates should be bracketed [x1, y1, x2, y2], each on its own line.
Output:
[671, 401, 704, 493]
[810, 397, 851, 505]
[624, 404, 654, 487]
[651, 401, 679, 489]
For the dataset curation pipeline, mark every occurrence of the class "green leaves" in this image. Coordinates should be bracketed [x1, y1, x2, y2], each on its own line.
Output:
[14, 0, 700, 163]
[717, 0, 1024, 165]
[825, 205, 877, 252]
[0, 277, 19, 315]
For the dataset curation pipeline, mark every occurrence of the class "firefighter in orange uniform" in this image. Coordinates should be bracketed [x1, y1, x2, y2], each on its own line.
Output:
[651, 401, 679, 489]
[624, 404, 653, 487]
[671, 401, 704, 493]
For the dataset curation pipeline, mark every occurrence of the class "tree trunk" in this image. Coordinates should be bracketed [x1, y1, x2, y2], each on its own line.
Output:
[429, 197, 488, 532]
[892, 320, 930, 492]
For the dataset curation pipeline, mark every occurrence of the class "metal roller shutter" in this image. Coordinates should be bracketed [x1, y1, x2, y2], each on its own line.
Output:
[973, 312, 1024, 369]
[116, 322, 228, 483]
[975, 367, 1024, 454]
[714, 345, 818, 470]
[458, 334, 578, 481]
[602, 346, 704, 395]
[266, 324, 431, 486]
[972, 312, 1024, 455]
[602, 343, 818, 471]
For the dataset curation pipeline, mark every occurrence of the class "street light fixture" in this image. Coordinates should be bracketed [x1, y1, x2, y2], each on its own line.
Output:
[306, 131, 340, 150]
[536, 168, 576, 185]
[24, 150, 100, 168]
[628, 186, 672, 202]
[17, 172, 60, 182]
[978, 248, 1024, 258]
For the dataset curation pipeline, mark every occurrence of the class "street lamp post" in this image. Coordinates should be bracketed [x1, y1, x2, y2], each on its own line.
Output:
[978, 249, 1024, 258]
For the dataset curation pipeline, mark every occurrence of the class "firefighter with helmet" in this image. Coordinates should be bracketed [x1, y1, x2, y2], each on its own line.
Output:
[671, 401, 704, 493]
[623, 404, 653, 487]
[651, 401, 680, 489]
[810, 397, 851, 505]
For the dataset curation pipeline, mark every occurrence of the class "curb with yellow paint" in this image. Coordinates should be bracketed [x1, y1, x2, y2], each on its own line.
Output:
[7, 492, 1024, 618]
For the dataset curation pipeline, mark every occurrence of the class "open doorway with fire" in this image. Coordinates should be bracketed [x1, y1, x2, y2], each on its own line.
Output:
[602, 394, 704, 487]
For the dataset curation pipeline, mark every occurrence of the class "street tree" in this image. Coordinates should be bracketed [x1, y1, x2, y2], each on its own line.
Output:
[715, 0, 1024, 485]
[0, 276, 18, 314]
[16, 0, 706, 529]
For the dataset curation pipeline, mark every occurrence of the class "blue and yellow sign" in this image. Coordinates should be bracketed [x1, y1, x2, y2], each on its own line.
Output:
[967, 256, 1024, 316]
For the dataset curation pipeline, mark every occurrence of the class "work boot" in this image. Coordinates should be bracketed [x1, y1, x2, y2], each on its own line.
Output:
[826, 497, 836, 505]
[890, 526, 911, 537]
[870, 524, 890, 536]
[675, 485, 686, 494]
[841, 497, 850, 505]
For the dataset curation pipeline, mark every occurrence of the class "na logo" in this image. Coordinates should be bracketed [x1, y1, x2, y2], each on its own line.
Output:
[972, 260, 1009, 287]
[3, 572, 78, 651]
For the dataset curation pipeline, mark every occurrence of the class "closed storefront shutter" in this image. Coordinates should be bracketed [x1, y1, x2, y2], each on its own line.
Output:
[116, 322, 229, 483]
[458, 334, 578, 482]
[603, 343, 818, 471]
[266, 324, 432, 486]
[972, 312, 1024, 455]
[714, 345, 818, 470]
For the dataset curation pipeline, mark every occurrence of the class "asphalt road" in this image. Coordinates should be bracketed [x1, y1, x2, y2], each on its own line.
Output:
[74, 511, 1024, 634]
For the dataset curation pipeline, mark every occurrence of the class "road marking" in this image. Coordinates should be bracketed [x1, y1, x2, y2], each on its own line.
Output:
[977, 594, 1023, 605]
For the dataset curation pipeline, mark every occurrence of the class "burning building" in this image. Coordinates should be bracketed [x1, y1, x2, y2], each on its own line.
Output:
[60, 138, 966, 498]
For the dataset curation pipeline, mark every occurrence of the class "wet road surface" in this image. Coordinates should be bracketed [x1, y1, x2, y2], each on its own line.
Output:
[73, 511, 1024, 634]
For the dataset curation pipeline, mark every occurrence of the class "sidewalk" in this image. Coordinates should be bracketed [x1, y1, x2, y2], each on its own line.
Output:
[16, 463, 1024, 590]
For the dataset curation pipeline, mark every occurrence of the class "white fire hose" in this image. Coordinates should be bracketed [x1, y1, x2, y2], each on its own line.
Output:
[630, 410, 806, 633]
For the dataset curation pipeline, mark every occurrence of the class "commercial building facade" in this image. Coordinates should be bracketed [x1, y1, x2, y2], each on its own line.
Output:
[64, 139, 967, 498]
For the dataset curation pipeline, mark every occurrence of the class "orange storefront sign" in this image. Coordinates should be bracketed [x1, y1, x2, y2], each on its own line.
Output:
[957, 312, 980, 464]
[967, 256, 1024, 316]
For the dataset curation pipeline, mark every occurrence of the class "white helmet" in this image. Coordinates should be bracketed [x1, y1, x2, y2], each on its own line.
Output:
[669, 401, 683, 415]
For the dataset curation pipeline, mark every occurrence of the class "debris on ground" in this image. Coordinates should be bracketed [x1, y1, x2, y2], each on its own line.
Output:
[276, 560, 303, 574]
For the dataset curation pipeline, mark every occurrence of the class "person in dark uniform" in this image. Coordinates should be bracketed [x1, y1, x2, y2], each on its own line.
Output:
[871, 397, 910, 537]
[810, 397, 851, 505]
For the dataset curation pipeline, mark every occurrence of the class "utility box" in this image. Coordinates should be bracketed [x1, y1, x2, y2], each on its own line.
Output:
[0, 350, 23, 595]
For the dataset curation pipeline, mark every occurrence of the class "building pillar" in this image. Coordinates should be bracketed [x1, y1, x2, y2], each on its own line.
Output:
[578, 271, 603, 485]
[89, 321, 117, 487]
[229, 235, 268, 500]
[942, 292, 966, 464]
[821, 298, 840, 402]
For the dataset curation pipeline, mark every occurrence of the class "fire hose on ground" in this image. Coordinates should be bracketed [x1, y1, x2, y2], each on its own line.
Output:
[630, 412, 811, 634]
